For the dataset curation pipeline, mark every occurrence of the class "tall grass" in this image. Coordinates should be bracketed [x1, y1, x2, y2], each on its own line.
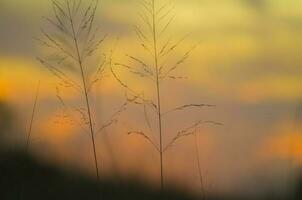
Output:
[26, 81, 41, 152]
[194, 131, 206, 200]
[35, 0, 123, 181]
[111, 0, 220, 192]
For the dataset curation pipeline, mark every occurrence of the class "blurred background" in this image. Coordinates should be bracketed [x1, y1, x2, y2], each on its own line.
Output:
[0, 0, 302, 199]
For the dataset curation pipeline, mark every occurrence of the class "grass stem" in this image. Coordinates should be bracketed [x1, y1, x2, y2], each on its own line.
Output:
[26, 81, 41, 153]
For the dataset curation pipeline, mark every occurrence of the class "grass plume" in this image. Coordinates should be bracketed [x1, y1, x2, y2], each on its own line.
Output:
[35, 0, 118, 181]
[111, 0, 221, 192]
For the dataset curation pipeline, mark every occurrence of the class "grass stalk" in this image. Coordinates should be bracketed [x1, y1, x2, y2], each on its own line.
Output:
[110, 0, 220, 192]
[194, 132, 206, 200]
[151, 0, 165, 190]
[26, 81, 41, 152]
[36, 0, 113, 182]
[67, 2, 100, 180]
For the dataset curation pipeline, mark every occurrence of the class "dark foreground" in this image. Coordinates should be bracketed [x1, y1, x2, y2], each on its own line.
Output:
[1, 151, 302, 200]
[0, 151, 197, 200]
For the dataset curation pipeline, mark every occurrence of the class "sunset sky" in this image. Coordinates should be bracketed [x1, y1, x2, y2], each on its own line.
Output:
[0, 0, 302, 197]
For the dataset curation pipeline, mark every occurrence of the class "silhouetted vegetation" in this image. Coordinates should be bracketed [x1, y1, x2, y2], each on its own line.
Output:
[0, 151, 196, 200]
[1, 151, 302, 200]
[0, 0, 300, 199]
[25, 81, 40, 152]
[111, 0, 221, 193]
[36, 0, 105, 180]
[35, 0, 129, 181]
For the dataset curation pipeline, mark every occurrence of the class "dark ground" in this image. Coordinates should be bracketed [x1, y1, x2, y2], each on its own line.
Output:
[1, 150, 302, 200]
[0, 150, 197, 200]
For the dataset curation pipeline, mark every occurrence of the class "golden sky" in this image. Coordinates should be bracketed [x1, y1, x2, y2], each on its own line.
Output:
[0, 0, 302, 196]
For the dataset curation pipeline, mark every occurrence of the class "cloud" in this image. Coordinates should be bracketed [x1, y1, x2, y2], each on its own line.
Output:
[257, 121, 302, 164]
[238, 75, 302, 103]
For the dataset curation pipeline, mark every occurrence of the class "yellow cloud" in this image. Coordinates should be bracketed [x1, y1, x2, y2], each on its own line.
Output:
[0, 56, 119, 104]
[239, 75, 302, 103]
[0, 57, 48, 101]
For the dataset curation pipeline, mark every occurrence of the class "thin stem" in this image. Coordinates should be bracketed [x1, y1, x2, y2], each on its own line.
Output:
[26, 81, 41, 152]
[194, 132, 206, 200]
[67, 2, 100, 181]
[152, 0, 164, 191]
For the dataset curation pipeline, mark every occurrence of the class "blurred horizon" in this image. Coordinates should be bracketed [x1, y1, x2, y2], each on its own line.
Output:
[0, 0, 302, 198]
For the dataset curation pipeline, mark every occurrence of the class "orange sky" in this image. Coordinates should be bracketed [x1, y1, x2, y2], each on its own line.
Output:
[0, 0, 302, 196]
